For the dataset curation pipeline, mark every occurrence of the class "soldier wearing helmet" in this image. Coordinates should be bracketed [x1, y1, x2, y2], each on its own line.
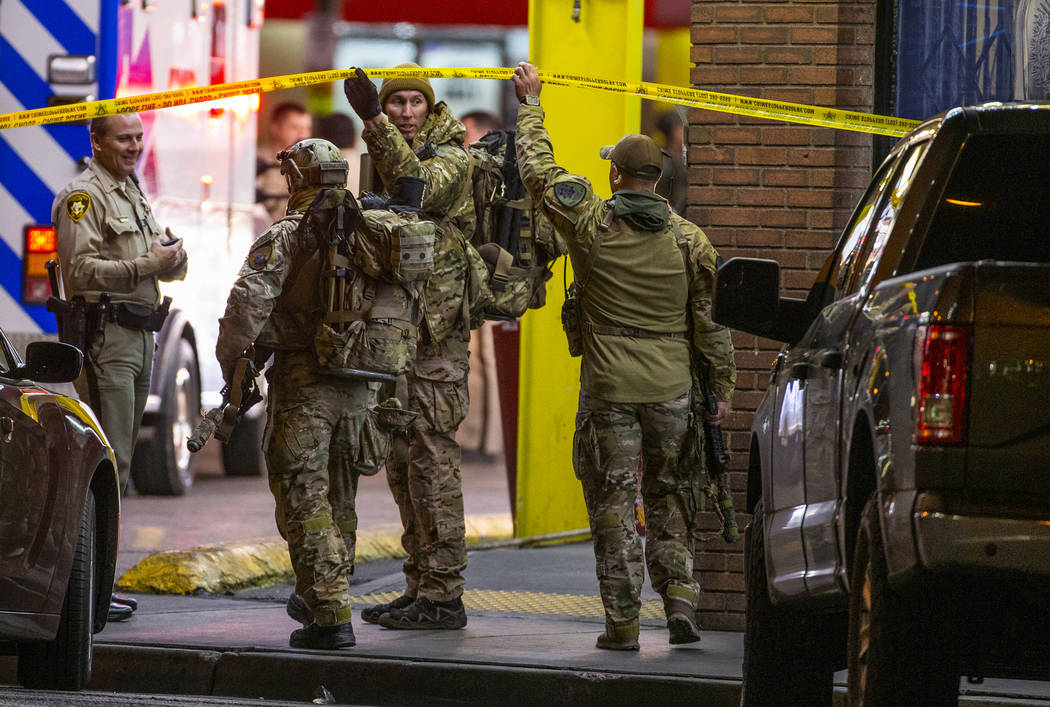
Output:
[216, 138, 372, 650]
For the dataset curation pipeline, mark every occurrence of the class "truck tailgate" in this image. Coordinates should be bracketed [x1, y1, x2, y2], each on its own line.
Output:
[966, 264, 1050, 498]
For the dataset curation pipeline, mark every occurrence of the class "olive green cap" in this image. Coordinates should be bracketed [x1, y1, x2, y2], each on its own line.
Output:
[599, 133, 663, 180]
[378, 63, 435, 110]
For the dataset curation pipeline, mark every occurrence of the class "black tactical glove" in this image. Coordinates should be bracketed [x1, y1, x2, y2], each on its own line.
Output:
[343, 68, 381, 121]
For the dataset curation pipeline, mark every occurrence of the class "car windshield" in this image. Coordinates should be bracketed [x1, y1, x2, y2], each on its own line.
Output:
[915, 133, 1050, 270]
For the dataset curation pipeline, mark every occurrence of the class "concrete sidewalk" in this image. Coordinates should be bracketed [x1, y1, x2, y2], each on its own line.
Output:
[5, 541, 1050, 705]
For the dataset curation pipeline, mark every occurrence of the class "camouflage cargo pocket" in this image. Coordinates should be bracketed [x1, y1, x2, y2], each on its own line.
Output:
[314, 320, 366, 371]
[572, 410, 597, 481]
[358, 320, 416, 375]
[353, 408, 390, 476]
[421, 379, 468, 433]
[271, 407, 321, 464]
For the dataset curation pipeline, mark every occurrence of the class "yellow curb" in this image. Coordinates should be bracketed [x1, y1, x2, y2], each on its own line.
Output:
[117, 513, 514, 595]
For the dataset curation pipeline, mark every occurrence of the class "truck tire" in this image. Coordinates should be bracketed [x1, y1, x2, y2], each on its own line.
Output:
[18, 491, 96, 691]
[847, 498, 960, 706]
[741, 500, 837, 707]
[131, 337, 200, 495]
[221, 410, 265, 476]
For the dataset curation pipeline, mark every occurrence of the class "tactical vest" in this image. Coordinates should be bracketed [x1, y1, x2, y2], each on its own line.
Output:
[300, 189, 435, 380]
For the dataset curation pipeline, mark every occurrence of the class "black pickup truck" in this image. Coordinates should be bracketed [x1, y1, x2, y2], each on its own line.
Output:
[715, 101, 1050, 706]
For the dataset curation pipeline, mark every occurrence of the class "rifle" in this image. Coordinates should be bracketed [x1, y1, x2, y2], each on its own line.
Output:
[693, 355, 740, 543]
[187, 352, 263, 453]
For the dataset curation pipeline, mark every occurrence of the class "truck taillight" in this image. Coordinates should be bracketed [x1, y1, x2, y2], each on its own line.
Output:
[23, 225, 57, 305]
[914, 324, 970, 444]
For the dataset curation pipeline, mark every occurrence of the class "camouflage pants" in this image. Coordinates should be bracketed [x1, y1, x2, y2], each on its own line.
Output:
[573, 390, 699, 625]
[386, 373, 469, 602]
[264, 351, 376, 627]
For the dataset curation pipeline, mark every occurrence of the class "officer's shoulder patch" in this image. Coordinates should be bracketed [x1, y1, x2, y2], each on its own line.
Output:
[552, 179, 587, 207]
[65, 191, 91, 223]
[248, 242, 275, 271]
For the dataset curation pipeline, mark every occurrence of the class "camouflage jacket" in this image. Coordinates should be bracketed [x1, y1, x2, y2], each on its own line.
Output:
[52, 158, 187, 306]
[215, 205, 320, 378]
[515, 104, 736, 403]
[362, 102, 490, 380]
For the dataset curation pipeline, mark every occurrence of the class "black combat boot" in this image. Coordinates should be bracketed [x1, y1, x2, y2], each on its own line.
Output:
[360, 594, 415, 625]
[377, 596, 467, 630]
[289, 621, 356, 649]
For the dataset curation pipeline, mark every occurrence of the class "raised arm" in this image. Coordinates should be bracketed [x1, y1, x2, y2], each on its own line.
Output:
[512, 62, 600, 235]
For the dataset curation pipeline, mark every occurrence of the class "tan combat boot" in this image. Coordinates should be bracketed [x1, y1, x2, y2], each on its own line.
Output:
[663, 585, 702, 645]
[595, 618, 640, 651]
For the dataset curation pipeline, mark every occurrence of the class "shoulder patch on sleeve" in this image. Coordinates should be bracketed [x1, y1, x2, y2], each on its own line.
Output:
[248, 242, 275, 271]
[552, 180, 587, 207]
[65, 191, 92, 222]
[244, 223, 289, 272]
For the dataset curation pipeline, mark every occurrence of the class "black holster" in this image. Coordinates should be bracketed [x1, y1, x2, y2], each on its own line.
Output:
[107, 297, 171, 332]
[47, 294, 103, 354]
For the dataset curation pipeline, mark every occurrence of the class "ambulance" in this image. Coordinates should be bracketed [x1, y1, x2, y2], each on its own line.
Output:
[0, 0, 266, 494]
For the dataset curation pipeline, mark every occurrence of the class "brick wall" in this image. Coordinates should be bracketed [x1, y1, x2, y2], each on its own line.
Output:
[689, 0, 876, 632]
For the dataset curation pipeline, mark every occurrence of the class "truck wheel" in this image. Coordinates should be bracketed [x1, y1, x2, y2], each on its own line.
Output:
[221, 410, 265, 476]
[741, 500, 838, 707]
[131, 337, 200, 495]
[847, 498, 960, 706]
[18, 491, 96, 690]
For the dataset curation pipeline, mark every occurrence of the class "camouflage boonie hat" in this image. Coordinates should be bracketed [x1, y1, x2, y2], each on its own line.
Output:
[278, 138, 349, 192]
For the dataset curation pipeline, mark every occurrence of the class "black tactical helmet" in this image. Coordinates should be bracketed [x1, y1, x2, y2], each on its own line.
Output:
[277, 138, 348, 192]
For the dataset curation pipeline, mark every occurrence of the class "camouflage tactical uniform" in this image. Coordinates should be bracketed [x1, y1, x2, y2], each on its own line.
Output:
[362, 102, 490, 605]
[53, 158, 188, 491]
[515, 104, 736, 637]
[216, 182, 376, 632]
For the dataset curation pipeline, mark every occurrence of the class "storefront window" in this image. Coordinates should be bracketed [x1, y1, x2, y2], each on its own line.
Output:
[896, 0, 1017, 120]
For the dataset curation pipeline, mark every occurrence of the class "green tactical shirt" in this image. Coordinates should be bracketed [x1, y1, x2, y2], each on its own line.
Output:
[515, 104, 736, 403]
[362, 101, 491, 381]
[53, 158, 188, 306]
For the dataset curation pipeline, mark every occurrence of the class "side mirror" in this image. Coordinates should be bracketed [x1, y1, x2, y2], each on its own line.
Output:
[714, 258, 812, 343]
[21, 341, 83, 383]
[714, 257, 782, 329]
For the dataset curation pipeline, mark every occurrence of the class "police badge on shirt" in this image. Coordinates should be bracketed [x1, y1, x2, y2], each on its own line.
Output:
[66, 192, 92, 222]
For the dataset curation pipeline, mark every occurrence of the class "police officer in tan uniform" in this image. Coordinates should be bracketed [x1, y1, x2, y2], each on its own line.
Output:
[52, 112, 187, 620]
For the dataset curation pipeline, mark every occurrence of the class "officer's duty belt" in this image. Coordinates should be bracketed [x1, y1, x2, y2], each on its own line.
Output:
[92, 301, 169, 332]
[585, 323, 687, 340]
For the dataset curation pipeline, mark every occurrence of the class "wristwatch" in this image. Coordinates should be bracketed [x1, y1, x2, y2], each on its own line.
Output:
[521, 95, 540, 106]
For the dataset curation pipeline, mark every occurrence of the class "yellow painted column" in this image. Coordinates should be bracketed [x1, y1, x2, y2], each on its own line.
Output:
[515, 0, 643, 537]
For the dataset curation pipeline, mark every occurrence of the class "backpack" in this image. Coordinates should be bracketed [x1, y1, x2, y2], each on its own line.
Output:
[466, 129, 568, 317]
[299, 188, 435, 380]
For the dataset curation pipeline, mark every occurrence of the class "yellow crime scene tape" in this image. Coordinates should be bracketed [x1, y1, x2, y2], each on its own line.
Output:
[0, 66, 922, 137]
